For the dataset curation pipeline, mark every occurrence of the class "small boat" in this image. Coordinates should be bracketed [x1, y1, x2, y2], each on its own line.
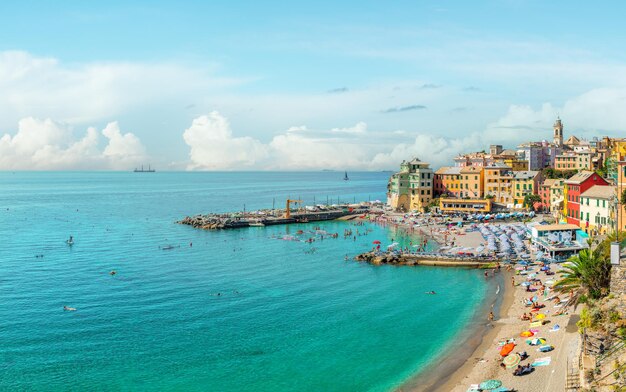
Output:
[160, 245, 179, 250]
[343, 171, 349, 181]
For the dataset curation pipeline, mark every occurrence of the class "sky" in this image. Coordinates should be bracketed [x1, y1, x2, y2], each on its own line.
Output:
[1, 0, 626, 170]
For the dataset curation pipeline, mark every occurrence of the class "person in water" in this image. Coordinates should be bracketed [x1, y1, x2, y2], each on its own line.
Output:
[425, 291, 436, 295]
[488, 311, 494, 321]
[63, 306, 76, 311]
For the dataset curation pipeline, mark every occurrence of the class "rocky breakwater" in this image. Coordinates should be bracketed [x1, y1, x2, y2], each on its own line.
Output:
[178, 215, 247, 230]
[354, 252, 493, 268]
[355, 252, 414, 266]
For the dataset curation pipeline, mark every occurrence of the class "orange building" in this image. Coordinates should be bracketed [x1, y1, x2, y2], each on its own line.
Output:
[458, 166, 484, 198]
[434, 167, 462, 198]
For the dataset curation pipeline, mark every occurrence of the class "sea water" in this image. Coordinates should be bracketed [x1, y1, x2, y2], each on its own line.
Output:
[0, 172, 489, 391]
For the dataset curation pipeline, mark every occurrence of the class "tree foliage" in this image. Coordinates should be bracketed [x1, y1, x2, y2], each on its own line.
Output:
[542, 168, 577, 179]
[553, 247, 612, 300]
[523, 194, 542, 210]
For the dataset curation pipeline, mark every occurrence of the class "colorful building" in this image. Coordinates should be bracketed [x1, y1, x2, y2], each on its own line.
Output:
[387, 158, 434, 212]
[439, 198, 491, 213]
[579, 185, 614, 234]
[538, 178, 564, 214]
[607, 138, 626, 232]
[434, 166, 462, 198]
[564, 170, 609, 226]
[511, 171, 541, 206]
[458, 166, 484, 198]
[484, 163, 514, 206]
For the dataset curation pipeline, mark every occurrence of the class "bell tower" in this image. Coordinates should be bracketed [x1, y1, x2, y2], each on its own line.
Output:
[553, 117, 563, 146]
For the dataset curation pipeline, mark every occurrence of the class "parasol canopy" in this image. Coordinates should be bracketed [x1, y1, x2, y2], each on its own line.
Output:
[520, 330, 534, 337]
[527, 337, 546, 346]
[502, 353, 521, 368]
[479, 379, 503, 390]
[499, 342, 516, 356]
[372, 240, 381, 244]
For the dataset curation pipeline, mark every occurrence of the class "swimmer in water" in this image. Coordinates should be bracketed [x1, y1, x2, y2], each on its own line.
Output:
[63, 306, 76, 311]
[110, 270, 117, 276]
[425, 291, 436, 295]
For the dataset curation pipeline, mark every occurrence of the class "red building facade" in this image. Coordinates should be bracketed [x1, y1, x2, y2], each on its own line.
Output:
[565, 171, 609, 226]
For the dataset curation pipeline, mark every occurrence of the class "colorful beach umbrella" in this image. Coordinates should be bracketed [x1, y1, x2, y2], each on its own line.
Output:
[372, 240, 381, 244]
[499, 343, 515, 357]
[527, 337, 546, 346]
[502, 353, 521, 368]
[520, 330, 534, 337]
[478, 379, 503, 390]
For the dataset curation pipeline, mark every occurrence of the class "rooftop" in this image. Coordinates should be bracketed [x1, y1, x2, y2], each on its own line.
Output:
[564, 170, 597, 184]
[580, 185, 614, 200]
[534, 223, 581, 232]
[513, 171, 539, 180]
[435, 166, 462, 175]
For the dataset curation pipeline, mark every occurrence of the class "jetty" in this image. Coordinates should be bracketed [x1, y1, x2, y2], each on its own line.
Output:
[178, 203, 372, 230]
[354, 251, 503, 267]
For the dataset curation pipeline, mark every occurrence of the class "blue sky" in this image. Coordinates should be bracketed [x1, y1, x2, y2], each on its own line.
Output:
[1, 1, 626, 170]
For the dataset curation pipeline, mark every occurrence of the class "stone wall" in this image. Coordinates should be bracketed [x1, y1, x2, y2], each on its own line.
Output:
[610, 264, 626, 317]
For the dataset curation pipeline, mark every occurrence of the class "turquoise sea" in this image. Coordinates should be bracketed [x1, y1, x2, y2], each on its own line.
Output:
[0, 172, 490, 391]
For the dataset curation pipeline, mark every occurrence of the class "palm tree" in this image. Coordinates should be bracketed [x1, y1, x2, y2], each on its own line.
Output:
[554, 247, 611, 300]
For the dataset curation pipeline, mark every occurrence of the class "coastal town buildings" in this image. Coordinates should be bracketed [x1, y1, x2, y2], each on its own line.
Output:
[564, 171, 609, 226]
[433, 166, 462, 198]
[607, 138, 626, 232]
[439, 198, 491, 213]
[484, 163, 514, 205]
[387, 158, 433, 212]
[459, 166, 484, 198]
[538, 178, 564, 214]
[579, 185, 614, 234]
[530, 223, 588, 261]
[511, 171, 541, 206]
[388, 117, 620, 217]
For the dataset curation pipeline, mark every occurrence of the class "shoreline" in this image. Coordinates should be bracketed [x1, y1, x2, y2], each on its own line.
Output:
[396, 270, 513, 392]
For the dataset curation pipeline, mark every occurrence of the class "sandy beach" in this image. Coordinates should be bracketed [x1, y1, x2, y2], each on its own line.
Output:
[376, 214, 581, 392]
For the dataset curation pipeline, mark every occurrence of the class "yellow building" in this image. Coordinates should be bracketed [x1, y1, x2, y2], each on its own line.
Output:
[439, 198, 492, 213]
[459, 166, 484, 198]
[434, 167, 462, 198]
[554, 150, 593, 171]
[484, 163, 514, 205]
[607, 138, 626, 232]
[502, 157, 528, 171]
[511, 171, 541, 206]
[387, 158, 434, 212]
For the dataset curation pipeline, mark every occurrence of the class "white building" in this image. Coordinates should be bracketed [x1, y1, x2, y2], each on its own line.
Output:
[579, 185, 614, 235]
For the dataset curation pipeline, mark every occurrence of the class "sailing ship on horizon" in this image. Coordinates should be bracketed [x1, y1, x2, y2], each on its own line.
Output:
[134, 164, 155, 173]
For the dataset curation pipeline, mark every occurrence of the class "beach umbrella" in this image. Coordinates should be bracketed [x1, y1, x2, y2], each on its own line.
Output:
[535, 314, 546, 320]
[502, 353, 521, 368]
[527, 337, 546, 346]
[520, 330, 534, 337]
[478, 379, 502, 390]
[499, 342, 515, 356]
[372, 240, 381, 244]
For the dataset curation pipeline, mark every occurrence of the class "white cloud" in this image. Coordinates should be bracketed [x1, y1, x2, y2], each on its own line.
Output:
[0, 118, 147, 170]
[0, 50, 244, 128]
[182, 112, 269, 170]
[183, 111, 465, 170]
